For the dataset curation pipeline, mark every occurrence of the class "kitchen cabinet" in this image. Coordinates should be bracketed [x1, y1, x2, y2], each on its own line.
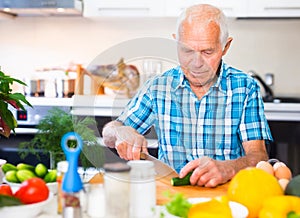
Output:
[83, 0, 300, 18]
[83, 0, 164, 17]
[164, 0, 246, 17]
[244, 0, 300, 18]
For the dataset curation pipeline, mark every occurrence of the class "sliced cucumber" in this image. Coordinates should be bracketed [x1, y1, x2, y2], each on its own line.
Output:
[171, 171, 193, 186]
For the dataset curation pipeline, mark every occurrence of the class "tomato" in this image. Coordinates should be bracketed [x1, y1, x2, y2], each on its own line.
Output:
[0, 183, 13, 196]
[14, 177, 49, 204]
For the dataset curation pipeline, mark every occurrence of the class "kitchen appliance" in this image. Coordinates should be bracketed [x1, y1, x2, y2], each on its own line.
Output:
[0, 0, 82, 17]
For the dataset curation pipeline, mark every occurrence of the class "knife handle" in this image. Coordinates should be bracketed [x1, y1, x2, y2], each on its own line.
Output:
[140, 152, 147, 160]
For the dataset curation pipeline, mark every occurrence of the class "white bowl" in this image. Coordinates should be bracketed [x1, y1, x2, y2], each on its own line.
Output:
[156, 197, 248, 218]
[0, 192, 54, 218]
[3, 178, 58, 195]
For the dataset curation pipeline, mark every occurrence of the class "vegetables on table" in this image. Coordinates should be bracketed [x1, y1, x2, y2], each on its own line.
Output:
[43, 169, 57, 183]
[35, 163, 48, 178]
[0, 184, 13, 196]
[164, 192, 192, 218]
[3, 162, 57, 183]
[171, 171, 193, 186]
[17, 163, 35, 172]
[16, 169, 36, 183]
[5, 170, 19, 183]
[259, 195, 300, 218]
[14, 178, 49, 204]
[1, 163, 17, 173]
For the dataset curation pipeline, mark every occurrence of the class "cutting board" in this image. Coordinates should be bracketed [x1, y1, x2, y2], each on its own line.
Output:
[156, 176, 229, 205]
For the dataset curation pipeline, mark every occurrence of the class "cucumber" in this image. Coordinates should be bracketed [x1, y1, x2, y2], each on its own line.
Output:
[1, 163, 17, 174]
[171, 171, 193, 186]
[5, 170, 20, 183]
[43, 169, 57, 183]
[35, 163, 48, 178]
[16, 163, 35, 172]
[16, 169, 36, 183]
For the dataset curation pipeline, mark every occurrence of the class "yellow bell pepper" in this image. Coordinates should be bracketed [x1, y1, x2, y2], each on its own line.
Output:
[259, 195, 300, 218]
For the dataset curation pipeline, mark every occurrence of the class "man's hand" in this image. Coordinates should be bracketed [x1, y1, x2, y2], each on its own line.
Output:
[102, 121, 148, 160]
[179, 140, 268, 187]
[179, 157, 235, 188]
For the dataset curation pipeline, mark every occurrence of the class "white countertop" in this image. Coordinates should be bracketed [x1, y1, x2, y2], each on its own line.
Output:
[25, 95, 300, 121]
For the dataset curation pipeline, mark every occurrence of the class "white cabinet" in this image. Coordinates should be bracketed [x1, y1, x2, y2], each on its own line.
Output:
[83, 0, 164, 17]
[164, 0, 246, 17]
[83, 0, 300, 18]
[245, 0, 300, 18]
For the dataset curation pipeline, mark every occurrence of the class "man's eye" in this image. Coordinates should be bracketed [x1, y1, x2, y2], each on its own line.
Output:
[203, 50, 213, 55]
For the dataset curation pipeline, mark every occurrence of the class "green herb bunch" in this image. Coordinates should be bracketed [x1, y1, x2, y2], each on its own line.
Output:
[0, 70, 32, 137]
[19, 107, 104, 169]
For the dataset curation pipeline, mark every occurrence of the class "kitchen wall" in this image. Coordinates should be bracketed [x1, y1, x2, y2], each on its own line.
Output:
[0, 16, 300, 96]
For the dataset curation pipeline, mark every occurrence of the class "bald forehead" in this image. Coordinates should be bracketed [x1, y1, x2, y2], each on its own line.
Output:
[183, 4, 221, 27]
[178, 4, 222, 39]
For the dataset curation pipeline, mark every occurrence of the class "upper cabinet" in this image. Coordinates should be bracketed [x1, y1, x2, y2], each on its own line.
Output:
[83, 0, 164, 17]
[244, 0, 300, 18]
[164, 0, 246, 17]
[83, 0, 300, 18]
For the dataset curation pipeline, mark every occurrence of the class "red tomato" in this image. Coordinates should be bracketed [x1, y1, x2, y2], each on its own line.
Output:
[14, 177, 49, 204]
[0, 183, 13, 196]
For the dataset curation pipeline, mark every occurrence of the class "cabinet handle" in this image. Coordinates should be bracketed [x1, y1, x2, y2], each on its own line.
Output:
[264, 7, 300, 10]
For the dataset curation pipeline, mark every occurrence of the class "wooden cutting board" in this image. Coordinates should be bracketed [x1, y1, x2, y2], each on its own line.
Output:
[156, 176, 229, 205]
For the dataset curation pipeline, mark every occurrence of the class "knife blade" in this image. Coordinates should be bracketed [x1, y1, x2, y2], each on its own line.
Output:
[140, 152, 178, 179]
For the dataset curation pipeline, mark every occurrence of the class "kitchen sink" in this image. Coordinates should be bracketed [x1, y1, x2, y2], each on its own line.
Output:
[264, 96, 300, 103]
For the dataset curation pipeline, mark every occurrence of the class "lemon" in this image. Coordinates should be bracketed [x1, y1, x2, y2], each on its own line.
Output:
[227, 167, 283, 218]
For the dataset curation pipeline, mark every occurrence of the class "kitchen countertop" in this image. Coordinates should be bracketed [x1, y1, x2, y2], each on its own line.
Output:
[25, 95, 300, 121]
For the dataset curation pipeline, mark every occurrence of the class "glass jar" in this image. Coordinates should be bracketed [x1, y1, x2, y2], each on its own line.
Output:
[104, 162, 131, 218]
[127, 160, 156, 218]
[57, 161, 69, 214]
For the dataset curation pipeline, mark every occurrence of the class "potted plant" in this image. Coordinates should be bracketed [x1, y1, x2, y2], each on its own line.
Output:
[19, 107, 105, 169]
[0, 69, 32, 138]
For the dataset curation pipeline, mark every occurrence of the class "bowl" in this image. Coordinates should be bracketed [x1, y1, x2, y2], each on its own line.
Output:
[156, 197, 248, 218]
[0, 192, 54, 218]
[2, 178, 58, 194]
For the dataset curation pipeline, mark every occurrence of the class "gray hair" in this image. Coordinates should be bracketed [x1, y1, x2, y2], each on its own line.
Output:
[175, 4, 229, 49]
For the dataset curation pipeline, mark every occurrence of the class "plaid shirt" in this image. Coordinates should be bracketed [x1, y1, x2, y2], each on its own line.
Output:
[117, 61, 273, 172]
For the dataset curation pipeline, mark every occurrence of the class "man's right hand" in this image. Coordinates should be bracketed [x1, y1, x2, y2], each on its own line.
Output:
[102, 121, 148, 160]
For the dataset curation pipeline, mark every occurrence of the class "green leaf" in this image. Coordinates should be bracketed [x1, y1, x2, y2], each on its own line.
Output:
[0, 70, 31, 137]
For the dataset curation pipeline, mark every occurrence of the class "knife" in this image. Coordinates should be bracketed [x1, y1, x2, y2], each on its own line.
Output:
[140, 152, 178, 179]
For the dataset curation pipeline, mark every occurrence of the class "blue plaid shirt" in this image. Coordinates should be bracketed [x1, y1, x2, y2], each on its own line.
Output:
[117, 62, 273, 173]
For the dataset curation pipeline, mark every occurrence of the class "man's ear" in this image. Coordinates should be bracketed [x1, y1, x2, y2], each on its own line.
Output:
[222, 37, 233, 56]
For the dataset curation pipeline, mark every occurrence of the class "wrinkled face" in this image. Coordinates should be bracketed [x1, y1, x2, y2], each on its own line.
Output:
[177, 20, 225, 89]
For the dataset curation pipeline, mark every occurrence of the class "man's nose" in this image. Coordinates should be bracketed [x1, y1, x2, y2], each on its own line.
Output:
[192, 51, 205, 67]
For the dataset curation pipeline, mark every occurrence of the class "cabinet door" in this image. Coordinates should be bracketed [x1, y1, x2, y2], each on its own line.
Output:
[246, 0, 300, 17]
[83, 0, 164, 17]
[164, 0, 246, 17]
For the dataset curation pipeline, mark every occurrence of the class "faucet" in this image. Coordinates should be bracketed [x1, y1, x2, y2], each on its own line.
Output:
[248, 70, 274, 102]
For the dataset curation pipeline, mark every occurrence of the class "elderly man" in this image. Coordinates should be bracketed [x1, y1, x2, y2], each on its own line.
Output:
[102, 4, 272, 187]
